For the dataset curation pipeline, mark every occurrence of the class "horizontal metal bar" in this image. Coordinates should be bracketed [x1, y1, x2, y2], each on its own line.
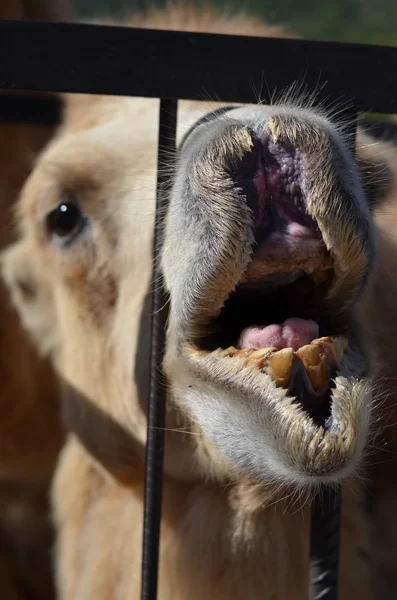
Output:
[0, 93, 62, 125]
[0, 19, 397, 112]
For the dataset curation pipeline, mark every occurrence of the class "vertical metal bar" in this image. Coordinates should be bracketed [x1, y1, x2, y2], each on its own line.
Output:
[310, 108, 357, 600]
[311, 486, 342, 600]
[141, 98, 177, 600]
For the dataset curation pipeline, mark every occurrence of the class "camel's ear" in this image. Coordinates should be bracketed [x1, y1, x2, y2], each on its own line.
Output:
[356, 127, 397, 208]
[0, 0, 73, 21]
[1, 241, 58, 357]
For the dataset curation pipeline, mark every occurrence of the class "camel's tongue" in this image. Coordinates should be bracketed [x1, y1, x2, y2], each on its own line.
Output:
[238, 318, 319, 352]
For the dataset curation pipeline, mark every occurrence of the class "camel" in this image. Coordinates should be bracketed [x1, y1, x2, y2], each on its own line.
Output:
[0, 2, 72, 598]
[4, 4, 397, 599]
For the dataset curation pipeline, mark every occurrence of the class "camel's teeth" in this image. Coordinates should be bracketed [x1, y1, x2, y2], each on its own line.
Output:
[312, 336, 347, 366]
[219, 346, 237, 357]
[232, 348, 254, 359]
[244, 347, 278, 368]
[213, 336, 348, 391]
[296, 343, 330, 391]
[266, 348, 295, 388]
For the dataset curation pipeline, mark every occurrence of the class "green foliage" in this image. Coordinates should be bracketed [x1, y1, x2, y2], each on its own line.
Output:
[76, 0, 397, 46]
[232, 0, 397, 45]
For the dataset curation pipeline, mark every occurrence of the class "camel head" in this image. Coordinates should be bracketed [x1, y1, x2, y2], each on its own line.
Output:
[2, 96, 387, 489]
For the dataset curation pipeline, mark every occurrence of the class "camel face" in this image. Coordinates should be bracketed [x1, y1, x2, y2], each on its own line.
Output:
[3, 99, 377, 489]
[162, 104, 375, 486]
[2, 102, 160, 463]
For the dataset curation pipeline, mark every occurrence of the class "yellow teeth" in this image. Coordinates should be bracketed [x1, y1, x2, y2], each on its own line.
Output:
[232, 347, 277, 367]
[296, 344, 329, 391]
[216, 336, 347, 391]
[246, 347, 278, 368]
[216, 347, 237, 358]
[266, 348, 295, 387]
[312, 336, 346, 365]
[233, 348, 255, 359]
[191, 336, 347, 393]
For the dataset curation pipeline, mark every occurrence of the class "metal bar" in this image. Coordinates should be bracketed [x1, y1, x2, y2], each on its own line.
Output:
[0, 93, 62, 125]
[141, 98, 177, 600]
[0, 19, 397, 113]
[311, 487, 342, 600]
[310, 109, 357, 600]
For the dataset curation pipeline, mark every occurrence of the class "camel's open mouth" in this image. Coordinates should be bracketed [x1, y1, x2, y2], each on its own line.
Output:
[194, 281, 348, 431]
[165, 112, 372, 483]
[192, 132, 351, 431]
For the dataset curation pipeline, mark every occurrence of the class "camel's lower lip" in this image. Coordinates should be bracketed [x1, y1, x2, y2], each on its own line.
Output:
[181, 338, 369, 483]
[188, 335, 348, 429]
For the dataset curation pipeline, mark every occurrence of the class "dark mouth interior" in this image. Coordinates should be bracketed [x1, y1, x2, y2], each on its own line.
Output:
[197, 274, 340, 428]
[205, 275, 332, 349]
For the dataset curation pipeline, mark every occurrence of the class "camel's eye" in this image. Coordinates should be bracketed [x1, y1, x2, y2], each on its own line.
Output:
[46, 198, 86, 244]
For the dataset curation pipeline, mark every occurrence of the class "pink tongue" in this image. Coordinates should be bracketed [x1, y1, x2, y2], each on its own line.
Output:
[238, 318, 319, 351]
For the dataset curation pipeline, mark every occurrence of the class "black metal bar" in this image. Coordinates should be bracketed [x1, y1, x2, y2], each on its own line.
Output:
[311, 487, 342, 600]
[141, 98, 177, 600]
[310, 109, 357, 600]
[0, 19, 397, 112]
[0, 93, 62, 125]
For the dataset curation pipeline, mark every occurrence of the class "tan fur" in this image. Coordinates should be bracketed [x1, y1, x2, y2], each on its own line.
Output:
[356, 139, 397, 598]
[0, 1, 71, 598]
[3, 4, 397, 599]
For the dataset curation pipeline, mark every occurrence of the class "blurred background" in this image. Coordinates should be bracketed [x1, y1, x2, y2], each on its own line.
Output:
[76, 0, 397, 46]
